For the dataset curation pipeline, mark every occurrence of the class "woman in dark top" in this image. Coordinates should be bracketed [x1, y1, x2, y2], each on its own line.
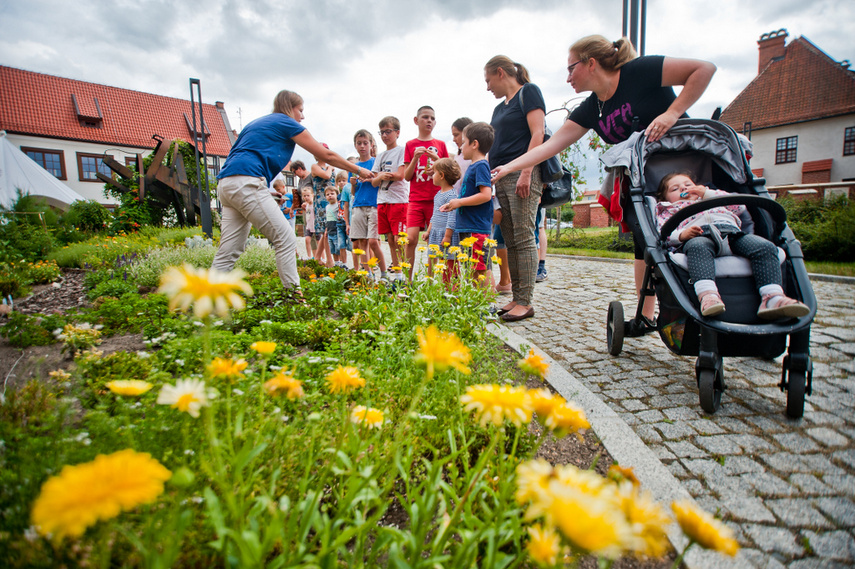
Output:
[485, 55, 548, 322]
[491, 35, 715, 323]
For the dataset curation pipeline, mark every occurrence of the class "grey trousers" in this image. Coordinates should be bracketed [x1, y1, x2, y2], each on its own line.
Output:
[212, 175, 300, 288]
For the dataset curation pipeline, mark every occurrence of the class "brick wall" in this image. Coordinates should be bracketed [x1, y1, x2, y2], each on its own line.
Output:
[801, 159, 833, 184]
[590, 204, 610, 228]
[572, 203, 591, 228]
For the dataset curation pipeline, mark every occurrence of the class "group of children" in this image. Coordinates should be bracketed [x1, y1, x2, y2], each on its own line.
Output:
[272, 106, 499, 288]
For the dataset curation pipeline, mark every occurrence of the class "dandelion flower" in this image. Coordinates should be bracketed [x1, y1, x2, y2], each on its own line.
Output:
[432, 263, 446, 273]
[401, 262, 412, 269]
[460, 384, 532, 427]
[158, 264, 252, 319]
[672, 499, 739, 556]
[365, 257, 379, 268]
[428, 244, 440, 252]
[353, 248, 365, 255]
[264, 371, 304, 399]
[156, 378, 216, 418]
[491, 255, 502, 266]
[518, 349, 549, 378]
[608, 464, 640, 487]
[207, 357, 248, 380]
[397, 235, 410, 246]
[448, 246, 461, 255]
[414, 325, 471, 376]
[326, 366, 365, 394]
[350, 405, 385, 429]
[31, 449, 171, 539]
[456, 253, 469, 262]
[251, 341, 277, 356]
[106, 380, 153, 396]
[356, 270, 369, 276]
[460, 236, 478, 248]
[527, 524, 561, 566]
[546, 481, 638, 559]
[484, 238, 498, 248]
[545, 401, 591, 437]
[418, 246, 428, 253]
[529, 388, 563, 418]
[515, 459, 555, 512]
[618, 483, 671, 558]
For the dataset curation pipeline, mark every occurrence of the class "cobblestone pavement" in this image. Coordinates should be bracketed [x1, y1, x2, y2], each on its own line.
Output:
[504, 256, 855, 569]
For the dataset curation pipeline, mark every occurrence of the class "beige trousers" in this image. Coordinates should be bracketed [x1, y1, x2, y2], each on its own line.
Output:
[212, 175, 300, 288]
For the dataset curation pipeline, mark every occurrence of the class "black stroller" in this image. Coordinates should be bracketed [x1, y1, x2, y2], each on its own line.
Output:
[602, 119, 816, 418]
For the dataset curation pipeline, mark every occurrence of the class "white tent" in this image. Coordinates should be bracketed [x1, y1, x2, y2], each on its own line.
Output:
[0, 131, 85, 211]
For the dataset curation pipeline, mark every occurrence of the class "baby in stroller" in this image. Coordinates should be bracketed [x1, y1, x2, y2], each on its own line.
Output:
[655, 170, 810, 320]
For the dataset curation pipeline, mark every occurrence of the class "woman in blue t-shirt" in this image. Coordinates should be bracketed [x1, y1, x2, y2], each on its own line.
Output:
[213, 90, 373, 290]
[491, 36, 715, 325]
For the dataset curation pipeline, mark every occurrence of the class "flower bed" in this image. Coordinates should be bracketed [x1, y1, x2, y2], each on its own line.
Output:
[0, 245, 738, 567]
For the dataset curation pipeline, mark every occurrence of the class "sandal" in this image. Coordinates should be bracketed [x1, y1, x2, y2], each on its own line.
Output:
[757, 294, 809, 320]
[699, 291, 726, 317]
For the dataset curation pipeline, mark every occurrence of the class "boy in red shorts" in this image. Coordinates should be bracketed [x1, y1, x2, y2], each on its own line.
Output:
[403, 106, 448, 278]
[371, 116, 409, 277]
[440, 122, 494, 286]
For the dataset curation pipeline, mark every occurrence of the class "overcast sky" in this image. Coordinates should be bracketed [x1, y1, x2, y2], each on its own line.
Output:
[1, 0, 852, 189]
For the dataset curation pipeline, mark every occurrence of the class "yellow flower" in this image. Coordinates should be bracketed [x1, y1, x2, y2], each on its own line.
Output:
[478, 275, 486, 281]
[207, 357, 248, 380]
[414, 325, 471, 376]
[448, 246, 461, 255]
[428, 244, 440, 251]
[106, 380, 153, 396]
[528, 388, 564, 418]
[432, 263, 446, 273]
[355, 269, 369, 276]
[546, 481, 638, 559]
[672, 499, 739, 556]
[251, 341, 277, 355]
[365, 257, 379, 268]
[527, 524, 561, 566]
[326, 365, 365, 394]
[350, 405, 385, 428]
[460, 236, 478, 248]
[545, 401, 591, 437]
[390, 265, 401, 271]
[608, 464, 640, 487]
[156, 378, 216, 418]
[418, 246, 428, 253]
[158, 263, 252, 319]
[401, 262, 412, 269]
[460, 384, 532, 427]
[491, 255, 502, 266]
[264, 371, 304, 399]
[518, 349, 549, 378]
[398, 231, 408, 237]
[618, 483, 671, 558]
[31, 449, 171, 539]
[515, 459, 555, 511]
[49, 369, 72, 382]
[484, 238, 498, 248]
[397, 235, 410, 246]
[456, 253, 469, 262]
[353, 248, 365, 255]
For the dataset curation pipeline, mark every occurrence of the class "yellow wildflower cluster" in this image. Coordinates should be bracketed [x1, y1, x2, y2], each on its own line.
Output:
[207, 357, 248, 380]
[414, 325, 471, 377]
[518, 349, 549, 378]
[326, 365, 365, 394]
[460, 385, 590, 436]
[264, 371, 304, 399]
[350, 405, 385, 429]
[459, 236, 478, 248]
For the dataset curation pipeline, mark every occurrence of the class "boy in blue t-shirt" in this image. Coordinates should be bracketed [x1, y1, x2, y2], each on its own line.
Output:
[440, 121, 494, 284]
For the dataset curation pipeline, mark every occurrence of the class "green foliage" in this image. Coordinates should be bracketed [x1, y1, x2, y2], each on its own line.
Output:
[0, 221, 54, 263]
[554, 226, 634, 253]
[88, 293, 170, 334]
[782, 195, 855, 262]
[63, 199, 112, 232]
[88, 278, 138, 301]
[559, 131, 608, 199]
[0, 312, 68, 348]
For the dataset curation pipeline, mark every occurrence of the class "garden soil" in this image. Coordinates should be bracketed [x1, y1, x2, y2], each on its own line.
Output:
[0, 273, 680, 568]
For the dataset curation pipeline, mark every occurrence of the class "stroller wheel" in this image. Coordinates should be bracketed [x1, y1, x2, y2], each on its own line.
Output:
[697, 368, 723, 414]
[607, 301, 625, 356]
[785, 370, 806, 419]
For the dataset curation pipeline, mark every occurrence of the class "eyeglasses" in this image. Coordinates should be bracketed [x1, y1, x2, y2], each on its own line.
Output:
[378, 129, 398, 136]
[567, 61, 582, 75]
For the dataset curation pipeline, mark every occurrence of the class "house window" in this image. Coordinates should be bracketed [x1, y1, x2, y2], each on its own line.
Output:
[844, 127, 855, 156]
[77, 153, 113, 182]
[775, 136, 798, 164]
[22, 147, 66, 179]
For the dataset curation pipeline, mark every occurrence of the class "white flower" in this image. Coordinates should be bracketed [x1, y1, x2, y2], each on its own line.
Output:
[156, 379, 216, 418]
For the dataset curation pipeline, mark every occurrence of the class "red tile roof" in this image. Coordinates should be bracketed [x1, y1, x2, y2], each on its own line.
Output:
[720, 36, 855, 131]
[0, 66, 233, 156]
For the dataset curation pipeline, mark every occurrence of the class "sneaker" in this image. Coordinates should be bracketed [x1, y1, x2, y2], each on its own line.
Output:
[757, 294, 810, 320]
[699, 291, 726, 317]
[536, 267, 548, 283]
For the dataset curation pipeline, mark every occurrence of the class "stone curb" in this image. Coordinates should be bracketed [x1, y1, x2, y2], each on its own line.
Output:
[489, 322, 743, 569]
[546, 253, 855, 284]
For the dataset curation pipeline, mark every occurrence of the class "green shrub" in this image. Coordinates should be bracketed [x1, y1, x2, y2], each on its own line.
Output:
[0, 312, 68, 348]
[88, 293, 170, 333]
[554, 227, 633, 253]
[89, 278, 138, 301]
[0, 222, 54, 263]
[63, 199, 112, 232]
[783, 196, 854, 262]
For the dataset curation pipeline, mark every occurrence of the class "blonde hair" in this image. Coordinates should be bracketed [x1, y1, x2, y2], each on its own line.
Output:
[272, 90, 303, 117]
[335, 171, 348, 183]
[484, 55, 531, 85]
[379, 116, 400, 130]
[433, 158, 462, 187]
[570, 36, 637, 72]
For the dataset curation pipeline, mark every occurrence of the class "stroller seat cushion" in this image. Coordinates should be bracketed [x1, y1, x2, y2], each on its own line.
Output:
[669, 247, 786, 278]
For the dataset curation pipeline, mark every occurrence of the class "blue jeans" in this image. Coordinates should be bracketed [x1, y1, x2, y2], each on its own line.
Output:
[335, 220, 351, 253]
